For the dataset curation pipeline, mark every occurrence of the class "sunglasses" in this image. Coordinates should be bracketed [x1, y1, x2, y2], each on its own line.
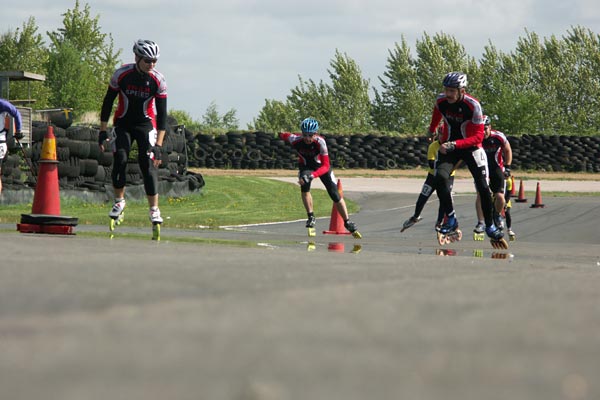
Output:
[302, 132, 315, 137]
[143, 58, 157, 64]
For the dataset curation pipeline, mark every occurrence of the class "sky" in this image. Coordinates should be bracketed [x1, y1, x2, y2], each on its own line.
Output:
[1, 0, 599, 128]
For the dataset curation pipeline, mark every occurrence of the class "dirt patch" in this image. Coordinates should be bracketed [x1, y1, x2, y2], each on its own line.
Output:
[190, 168, 599, 181]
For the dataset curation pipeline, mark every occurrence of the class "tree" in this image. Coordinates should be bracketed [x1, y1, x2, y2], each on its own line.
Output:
[372, 37, 429, 133]
[45, 39, 98, 111]
[45, 0, 121, 112]
[252, 99, 298, 132]
[201, 101, 239, 131]
[262, 50, 371, 133]
[327, 50, 372, 132]
[0, 17, 51, 107]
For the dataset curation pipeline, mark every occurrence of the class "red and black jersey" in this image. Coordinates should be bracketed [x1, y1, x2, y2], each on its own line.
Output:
[482, 130, 509, 169]
[100, 63, 168, 130]
[428, 92, 485, 150]
[279, 132, 331, 178]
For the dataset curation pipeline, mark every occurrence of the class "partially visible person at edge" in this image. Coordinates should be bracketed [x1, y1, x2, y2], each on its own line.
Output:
[98, 39, 167, 225]
[279, 117, 359, 234]
[0, 98, 23, 195]
[401, 123, 461, 232]
[474, 115, 514, 235]
[427, 72, 504, 240]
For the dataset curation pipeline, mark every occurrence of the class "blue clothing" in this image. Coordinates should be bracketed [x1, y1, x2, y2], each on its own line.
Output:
[0, 98, 22, 143]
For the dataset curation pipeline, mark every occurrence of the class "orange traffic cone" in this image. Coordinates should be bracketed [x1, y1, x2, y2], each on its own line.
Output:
[530, 181, 545, 208]
[323, 179, 351, 235]
[327, 242, 345, 253]
[17, 126, 78, 234]
[515, 179, 527, 203]
[510, 176, 516, 196]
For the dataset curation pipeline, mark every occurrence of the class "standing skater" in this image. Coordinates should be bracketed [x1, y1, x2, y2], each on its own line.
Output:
[0, 98, 23, 195]
[473, 115, 513, 240]
[280, 117, 361, 238]
[99, 39, 167, 240]
[427, 72, 506, 248]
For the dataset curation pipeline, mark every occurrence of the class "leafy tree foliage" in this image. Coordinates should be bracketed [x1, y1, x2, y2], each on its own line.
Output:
[201, 101, 239, 130]
[257, 50, 371, 133]
[252, 99, 298, 132]
[0, 17, 51, 107]
[45, 0, 121, 112]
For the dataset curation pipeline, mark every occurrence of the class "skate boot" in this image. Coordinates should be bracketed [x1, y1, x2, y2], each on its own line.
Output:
[473, 221, 485, 241]
[493, 212, 505, 231]
[344, 220, 362, 239]
[150, 207, 163, 241]
[306, 215, 316, 237]
[108, 199, 126, 233]
[401, 215, 422, 232]
[437, 216, 462, 245]
[507, 228, 516, 241]
[486, 224, 508, 249]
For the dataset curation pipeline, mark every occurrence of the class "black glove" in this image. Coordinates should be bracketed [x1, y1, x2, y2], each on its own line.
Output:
[98, 130, 109, 145]
[149, 145, 162, 161]
[14, 131, 24, 140]
[504, 166, 511, 178]
[300, 173, 313, 185]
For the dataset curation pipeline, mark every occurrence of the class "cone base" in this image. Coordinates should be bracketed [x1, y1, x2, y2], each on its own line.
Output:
[530, 204, 545, 208]
[17, 223, 76, 235]
[323, 230, 351, 235]
[515, 199, 528, 203]
[20, 214, 79, 226]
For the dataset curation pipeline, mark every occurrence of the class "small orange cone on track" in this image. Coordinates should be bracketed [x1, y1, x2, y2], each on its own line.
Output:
[515, 179, 527, 203]
[530, 181, 545, 208]
[323, 179, 351, 235]
[17, 125, 78, 234]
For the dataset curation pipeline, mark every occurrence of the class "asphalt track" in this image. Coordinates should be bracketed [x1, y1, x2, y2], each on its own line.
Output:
[1, 178, 599, 400]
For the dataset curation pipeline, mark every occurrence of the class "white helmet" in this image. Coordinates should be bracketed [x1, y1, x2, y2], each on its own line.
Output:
[133, 39, 160, 59]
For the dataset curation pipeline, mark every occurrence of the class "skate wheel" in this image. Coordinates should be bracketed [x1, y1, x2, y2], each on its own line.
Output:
[307, 242, 316, 252]
[456, 230, 462, 241]
[307, 227, 316, 237]
[490, 238, 508, 249]
[352, 230, 362, 239]
[109, 219, 116, 232]
[351, 244, 362, 254]
[473, 233, 484, 241]
[152, 223, 161, 241]
[509, 234, 516, 242]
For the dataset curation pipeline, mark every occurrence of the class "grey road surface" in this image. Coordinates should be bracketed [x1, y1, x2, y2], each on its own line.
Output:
[1, 182, 599, 400]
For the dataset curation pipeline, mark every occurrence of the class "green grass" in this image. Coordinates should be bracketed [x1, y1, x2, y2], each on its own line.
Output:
[0, 176, 358, 229]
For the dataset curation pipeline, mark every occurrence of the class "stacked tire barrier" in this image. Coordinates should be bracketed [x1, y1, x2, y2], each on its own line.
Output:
[2, 121, 205, 194]
[3, 129, 598, 197]
[186, 131, 600, 173]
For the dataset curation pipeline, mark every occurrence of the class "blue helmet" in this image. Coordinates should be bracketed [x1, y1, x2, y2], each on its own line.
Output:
[300, 117, 319, 134]
[443, 72, 468, 88]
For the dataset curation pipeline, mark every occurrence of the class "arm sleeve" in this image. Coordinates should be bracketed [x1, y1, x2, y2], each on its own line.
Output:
[0, 99, 22, 131]
[155, 96, 167, 131]
[312, 153, 330, 178]
[279, 132, 292, 142]
[428, 107, 443, 134]
[454, 121, 484, 149]
[100, 87, 118, 123]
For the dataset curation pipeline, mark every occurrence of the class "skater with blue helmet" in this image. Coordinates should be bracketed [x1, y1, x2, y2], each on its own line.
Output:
[279, 117, 361, 238]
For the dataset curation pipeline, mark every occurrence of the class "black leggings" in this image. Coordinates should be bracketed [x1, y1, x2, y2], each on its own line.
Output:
[299, 169, 341, 203]
[434, 147, 494, 227]
[111, 123, 159, 196]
